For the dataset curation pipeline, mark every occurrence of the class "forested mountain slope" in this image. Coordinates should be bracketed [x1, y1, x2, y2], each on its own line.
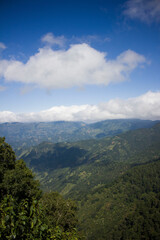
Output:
[1, 123, 160, 239]
[19, 123, 160, 200]
[0, 119, 158, 148]
[79, 159, 160, 239]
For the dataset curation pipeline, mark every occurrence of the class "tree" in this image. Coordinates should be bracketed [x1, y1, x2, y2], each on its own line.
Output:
[0, 195, 50, 240]
[1, 159, 41, 203]
[0, 137, 16, 198]
[0, 137, 80, 239]
[40, 192, 78, 231]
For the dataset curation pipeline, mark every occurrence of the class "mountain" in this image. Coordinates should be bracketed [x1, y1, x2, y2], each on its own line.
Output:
[3, 121, 160, 239]
[17, 122, 160, 239]
[78, 159, 160, 239]
[0, 119, 159, 148]
[18, 122, 160, 199]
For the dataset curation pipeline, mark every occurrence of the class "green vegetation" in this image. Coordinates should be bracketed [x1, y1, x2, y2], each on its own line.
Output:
[1, 121, 160, 239]
[78, 159, 160, 239]
[19, 123, 160, 200]
[0, 137, 79, 239]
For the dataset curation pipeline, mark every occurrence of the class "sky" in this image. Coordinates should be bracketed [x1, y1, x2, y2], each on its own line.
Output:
[0, 0, 160, 123]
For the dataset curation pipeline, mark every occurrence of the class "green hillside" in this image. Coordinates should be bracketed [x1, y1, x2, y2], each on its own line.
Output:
[0, 119, 158, 148]
[17, 123, 160, 239]
[1, 122, 160, 239]
[19, 123, 160, 200]
[79, 159, 160, 239]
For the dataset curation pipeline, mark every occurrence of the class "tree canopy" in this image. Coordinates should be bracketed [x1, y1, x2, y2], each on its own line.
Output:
[0, 137, 79, 239]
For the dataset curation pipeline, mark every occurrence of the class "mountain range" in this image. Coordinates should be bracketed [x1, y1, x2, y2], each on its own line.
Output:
[0, 119, 159, 149]
[1, 119, 160, 239]
[18, 121, 160, 199]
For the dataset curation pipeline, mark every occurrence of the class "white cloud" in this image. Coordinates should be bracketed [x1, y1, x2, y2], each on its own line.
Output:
[0, 43, 146, 89]
[124, 0, 160, 23]
[41, 33, 66, 47]
[0, 91, 160, 123]
[0, 42, 6, 50]
[0, 85, 6, 91]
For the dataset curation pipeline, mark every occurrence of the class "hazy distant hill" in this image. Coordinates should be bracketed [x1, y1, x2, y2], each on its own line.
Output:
[0, 119, 159, 148]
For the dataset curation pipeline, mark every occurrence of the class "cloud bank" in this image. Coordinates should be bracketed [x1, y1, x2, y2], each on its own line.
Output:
[124, 0, 160, 23]
[0, 91, 160, 123]
[0, 43, 146, 89]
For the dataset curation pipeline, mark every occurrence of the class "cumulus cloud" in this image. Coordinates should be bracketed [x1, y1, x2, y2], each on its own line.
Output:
[124, 0, 160, 23]
[41, 32, 66, 47]
[0, 91, 160, 123]
[0, 42, 6, 50]
[0, 43, 146, 89]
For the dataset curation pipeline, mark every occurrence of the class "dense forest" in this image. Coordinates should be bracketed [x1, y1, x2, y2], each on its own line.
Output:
[78, 159, 160, 239]
[0, 137, 79, 239]
[1, 121, 160, 239]
[18, 122, 160, 199]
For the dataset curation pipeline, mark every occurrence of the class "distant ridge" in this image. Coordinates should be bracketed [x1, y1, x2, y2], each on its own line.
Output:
[0, 119, 159, 148]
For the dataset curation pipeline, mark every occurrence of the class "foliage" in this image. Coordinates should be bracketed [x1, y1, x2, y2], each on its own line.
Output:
[0, 137, 16, 187]
[113, 192, 160, 240]
[0, 137, 80, 239]
[0, 195, 79, 240]
[78, 159, 160, 239]
[0, 195, 50, 240]
[40, 192, 78, 232]
[1, 159, 41, 203]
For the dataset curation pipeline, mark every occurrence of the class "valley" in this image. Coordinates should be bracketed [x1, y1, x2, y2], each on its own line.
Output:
[1, 119, 160, 239]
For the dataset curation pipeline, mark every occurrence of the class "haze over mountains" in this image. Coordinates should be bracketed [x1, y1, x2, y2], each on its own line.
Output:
[0, 119, 159, 148]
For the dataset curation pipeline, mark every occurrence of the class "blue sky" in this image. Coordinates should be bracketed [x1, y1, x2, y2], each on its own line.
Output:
[0, 0, 160, 122]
